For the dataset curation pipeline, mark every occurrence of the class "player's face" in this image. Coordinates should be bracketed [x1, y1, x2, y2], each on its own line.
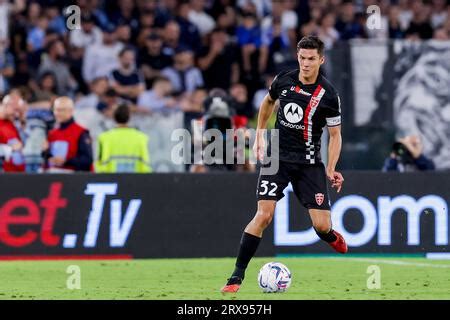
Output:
[298, 49, 324, 78]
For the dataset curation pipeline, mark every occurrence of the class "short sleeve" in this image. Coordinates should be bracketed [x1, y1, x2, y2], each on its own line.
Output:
[268, 74, 281, 100]
[324, 92, 342, 127]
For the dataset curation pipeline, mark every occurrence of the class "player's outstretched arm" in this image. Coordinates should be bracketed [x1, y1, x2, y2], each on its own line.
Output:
[327, 125, 344, 192]
[253, 94, 277, 161]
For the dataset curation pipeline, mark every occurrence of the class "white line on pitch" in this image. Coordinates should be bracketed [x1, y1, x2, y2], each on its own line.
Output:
[426, 253, 450, 260]
[328, 257, 450, 268]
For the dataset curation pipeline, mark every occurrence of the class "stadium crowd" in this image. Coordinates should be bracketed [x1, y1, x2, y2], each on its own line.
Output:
[0, 0, 449, 173]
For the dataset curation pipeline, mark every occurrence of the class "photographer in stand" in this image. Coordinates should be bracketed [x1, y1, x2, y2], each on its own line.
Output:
[382, 135, 435, 172]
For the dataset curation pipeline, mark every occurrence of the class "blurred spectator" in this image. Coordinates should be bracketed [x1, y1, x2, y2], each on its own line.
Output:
[110, 47, 145, 103]
[230, 82, 253, 122]
[77, 0, 110, 30]
[116, 23, 133, 46]
[26, 14, 49, 61]
[236, 11, 264, 74]
[213, 4, 238, 36]
[397, 0, 413, 30]
[237, 0, 271, 19]
[138, 33, 173, 84]
[30, 71, 58, 103]
[45, 97, 93, 172]
[405, 1, 434, 40]
[387, 5, 405, 39]
[198, 28, 239, 90]
[261, 0, 298, 51]
[175, 1, 202, 53]
[0, 94, 25, 172]
[181, 86, 206, 130]
[152, 0, 177, 27]
[430, 0, 448, 29]
[38, 39, 78, 96]
[10, 54, 30, 88]
[137, 76, 179, 114]
[382, 135, 435, 172]
[68, 13, 104, 95]
[252, 73, 275, 113]
[161, 20, 183, 56]
[22, 105, 54, 173]
[75, 76, 109, 110]
[135, 9, 156, 47]
[96, 103, 151, 173]
[74, 88, 118, 157]
[161, 46, 204, 94]
[317, 11, 340, 49]
[261, 15, 291, 72]
[109, 0, 139, 35]
[69, 13, 103, 50]
[45, 5, 66, 36]
[335, 1, 367, 40]
[0, 39, 15, 96]
[188, 0, 216, 36]
[433, 27, 449, 40]
[444, 11, 450, 35]
[82, 24, 124, 84]
[0, 0, 25, 42]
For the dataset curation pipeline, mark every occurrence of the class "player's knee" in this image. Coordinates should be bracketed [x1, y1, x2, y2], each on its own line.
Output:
[313, 221, 331, 234]
[255, 209, 274, 228]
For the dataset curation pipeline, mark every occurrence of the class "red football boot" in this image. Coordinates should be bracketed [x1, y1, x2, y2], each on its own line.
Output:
[328, 230, 348, 253]
[221, 276, 242, 293]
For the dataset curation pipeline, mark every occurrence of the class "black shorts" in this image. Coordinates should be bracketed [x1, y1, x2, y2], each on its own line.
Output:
[256, 161, 331, 210]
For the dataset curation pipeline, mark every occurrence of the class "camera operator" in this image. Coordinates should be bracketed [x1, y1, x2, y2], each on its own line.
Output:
[190, 89, 234, 172]
[382, 135, 435, 172]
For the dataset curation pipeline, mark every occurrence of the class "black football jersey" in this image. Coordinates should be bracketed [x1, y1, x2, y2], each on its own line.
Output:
[268, 69, 341, 164]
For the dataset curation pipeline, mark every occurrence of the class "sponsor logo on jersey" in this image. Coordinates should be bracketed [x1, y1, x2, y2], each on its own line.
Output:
[290, 85, 311, 96]
[315, 193, 324, 206]
[280, 119, 305, 130]
[283, 103, 303, 124]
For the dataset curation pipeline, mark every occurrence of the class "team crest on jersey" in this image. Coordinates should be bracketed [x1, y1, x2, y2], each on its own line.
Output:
[310, 96, 321, 109]
[315, 193, 324, 206]
[283, 103, 303, 124]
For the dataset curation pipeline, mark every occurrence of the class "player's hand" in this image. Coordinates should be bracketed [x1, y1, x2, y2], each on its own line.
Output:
[253, 134, 266, 162]
[326, 169, 344, 193]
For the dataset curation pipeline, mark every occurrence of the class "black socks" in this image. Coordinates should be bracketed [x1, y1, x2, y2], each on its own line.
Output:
[231, 232, 262, 279]
[315, 228, 337, 243]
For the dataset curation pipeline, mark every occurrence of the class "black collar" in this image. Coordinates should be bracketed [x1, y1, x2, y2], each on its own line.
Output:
[59, 117, 75, 129]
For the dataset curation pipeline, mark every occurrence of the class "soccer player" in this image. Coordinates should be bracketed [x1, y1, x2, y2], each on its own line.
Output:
[221, 36, 347, 293]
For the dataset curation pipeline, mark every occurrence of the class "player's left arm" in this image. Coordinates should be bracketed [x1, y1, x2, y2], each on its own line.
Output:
[327, 125, 344, 193]
[325, 93, 344, 192]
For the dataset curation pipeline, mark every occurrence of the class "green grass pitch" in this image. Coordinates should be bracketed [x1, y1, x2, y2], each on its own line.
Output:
[1, 257, 449, 300]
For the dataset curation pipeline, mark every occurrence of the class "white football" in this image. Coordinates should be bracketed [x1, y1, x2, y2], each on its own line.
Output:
[257, 262, 292, 293]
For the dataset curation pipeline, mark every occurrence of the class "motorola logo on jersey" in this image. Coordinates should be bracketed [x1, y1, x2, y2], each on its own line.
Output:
[283, 103, 303, 124]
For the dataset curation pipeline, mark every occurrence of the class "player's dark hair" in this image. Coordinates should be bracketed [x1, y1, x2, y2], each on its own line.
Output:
[296, 36, 325, 56]
[114, 103, 130, 124]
